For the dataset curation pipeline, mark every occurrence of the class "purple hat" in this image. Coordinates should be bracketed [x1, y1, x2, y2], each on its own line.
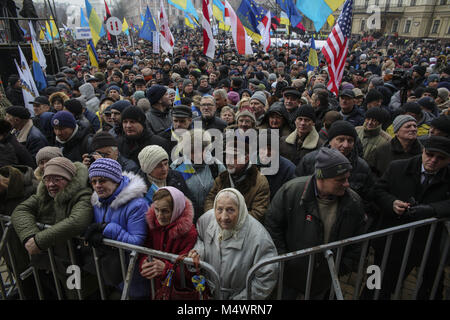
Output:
[341, 82, 355, 91]
[88, 158, 123, 184]
[227, 91, 240, 105]
[51, 111, 77, 129]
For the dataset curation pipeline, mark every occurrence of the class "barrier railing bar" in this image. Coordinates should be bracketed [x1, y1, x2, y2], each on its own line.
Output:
[276, 261, 284, 300]
[304, 253, 315, 300]
[180, 261, 186, 289]
[92, 247, 106, 300]
[5, 239, 24, 299]
[393, 228, 415, 300]
[120, 250, 137, 300]
[66, 240, 82, 300]
[146, 255, 156, 300]
[324, 250, 344, 300]
[0, 266, 6, 299]
[375, 234, 393, 300]
[430, 222, 450, 300]
[353, 240, 369, 300]
[47, 247, 63, 300]
[0, 221, 12, 260]
[119, 248, 127, 282]
[329, 246, 343, 300]
[413, 222, 437, 300]
[31, 266, 44, 300]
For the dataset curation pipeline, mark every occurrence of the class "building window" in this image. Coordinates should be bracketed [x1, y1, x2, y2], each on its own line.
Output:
[361, 19, 366, 31]
[404, 20, 411, 33]
[431, 20, 440, 34]
[410, 0, 416, 5]
[392, 20, 399, 32]
[398, 0, 403, 6]
[440, 0, 447, 5]
[386, 0, 391, 8]
[365, 0, 369, 7]
[375, 0, 379, 6]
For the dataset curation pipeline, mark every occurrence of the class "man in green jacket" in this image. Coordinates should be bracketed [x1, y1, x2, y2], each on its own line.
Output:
[265, 147, 366, 299]
[11, 157, 93, 299]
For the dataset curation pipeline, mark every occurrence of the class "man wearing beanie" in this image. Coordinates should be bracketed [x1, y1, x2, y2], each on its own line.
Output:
[355, 107, 392, 168]
[106, 85, 122, 101]
[265, 146, 365, 299]
[137, 145, 194, 207]
[145, 84, 172, 135]
[109, 100, 132, 137]
[82, 131, 139, 173]
[364, 89, 384, 110]
[280, 105, 324, 166]
[386, 102, 431, 137]
[296, 120, 374, 210]
[84, 158, 148, 295]
[436, 87, 449, 112]
[372, 114, 422, 177]
[234, 110, 256, 133]
[6, 106, 49, 159]
[117, 107, 171, 166]
[52, 111, 90, 162]
[35, 146, 63, 181]
[250, 91, 268, 125]
[372, 135, 450, 299]
[63, 99, 94, 137]
[11, 157, 93, 299]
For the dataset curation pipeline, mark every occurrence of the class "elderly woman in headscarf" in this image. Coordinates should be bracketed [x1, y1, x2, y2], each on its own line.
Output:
[139, 187, 198, 298]
[188, 188, 278, 300]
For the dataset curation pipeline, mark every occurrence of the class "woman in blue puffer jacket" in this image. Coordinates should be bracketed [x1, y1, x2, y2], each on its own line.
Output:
[85, 158, 149, 299]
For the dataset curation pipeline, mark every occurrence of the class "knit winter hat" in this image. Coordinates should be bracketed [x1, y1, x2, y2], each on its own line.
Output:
[132, 90, 146, 102]
[315, 147, 352, 179]
[327, 120, 357, 141]
[88, 158, 123, 184]
[250, 91, 267, 106]
[64, 99, 83, 116]
[430, 115, 450, 136]
[227, 91, 240, 105]
[91, 131, 118, 151]
[106, 85, 121, 94]
[6, 106, 31, 119]
[417, 97, 437, 112]
[146, 85, 167, 105]
[138, 145, 169, 174]
[120, 106, 147, 127]
[393, 114, 417, 133]
[182, 79, 193, 89]
[437, 88, 449, 101]
[52, 111, 77, 129]
[110, 100, 132, 113]
[236, 110, 256, 123]
[403, 102, 422, 115]
[293, 105, 316, 122]
[43, 157, 77, 181]
[36, 146, 63, 166]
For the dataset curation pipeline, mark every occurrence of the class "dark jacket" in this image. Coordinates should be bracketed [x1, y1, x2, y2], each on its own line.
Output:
[372, 136, 423, 177]
[54, 125, 91, 163]
[33, 112, 55, 145]
[280, 128, 324, 166]
[193, 116, 227, 132]
[264, 175, 366, 294]
[14, 121, 48, 159]
[260, 156, 296, 201]
[339, 106, 365, 127]
[258, 102, 293, 137]
[117, 129, 172, 166]
[314, 105, 330, 132]
[5, 86, 24, 106]
[117, 154, 139, 174]
[0, 133, 35, 169]
[145, 106, 172, 135]
[84, 109, 100, 132]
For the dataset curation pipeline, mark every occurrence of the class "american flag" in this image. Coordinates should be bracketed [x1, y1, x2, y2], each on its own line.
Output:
[321, 0, 353, 97]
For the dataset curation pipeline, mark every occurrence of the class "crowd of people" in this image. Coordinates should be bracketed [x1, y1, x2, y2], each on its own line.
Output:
[0, 30, 450, 300]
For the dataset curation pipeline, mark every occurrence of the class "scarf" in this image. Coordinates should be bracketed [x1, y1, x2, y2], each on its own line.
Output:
[214, 188, 248, 242]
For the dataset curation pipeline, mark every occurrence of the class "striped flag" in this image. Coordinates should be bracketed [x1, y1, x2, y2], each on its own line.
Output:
[159, 0, 174, 54]
[87, 39, 99, 67]
[321, 0, 353, 97]
[174, 87, 181, 106]
[306, 36, 318, 72]
[202, 0, 215, 59]
[257, 10, 271, 53]
[174, 162, 196, 180]
[223, 0, 253, 55]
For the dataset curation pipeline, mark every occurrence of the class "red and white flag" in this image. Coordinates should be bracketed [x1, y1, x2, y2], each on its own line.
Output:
[159, 0, 174, 54]
[223, 0, 253, 55]
[321, 0, 353, 96]
[202, 0, 215, 59]
[257, 10, 271, 53]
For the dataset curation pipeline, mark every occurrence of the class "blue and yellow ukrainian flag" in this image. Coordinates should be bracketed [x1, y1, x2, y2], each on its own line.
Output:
[174, 163, 196, 180]
[174, 87, 182, 106]
[296, 0, 345, 31]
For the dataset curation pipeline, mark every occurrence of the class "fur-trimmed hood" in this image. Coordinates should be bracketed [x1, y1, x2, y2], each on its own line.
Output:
[146, 198, 194, 240]
[36, 162, 89, 204]
[91, 171, 147, 210]
[285, 126, 320, 149]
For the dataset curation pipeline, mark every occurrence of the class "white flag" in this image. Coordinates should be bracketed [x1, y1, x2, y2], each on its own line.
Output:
[159, 0, 174, 54]
[28, 21, 47, 71]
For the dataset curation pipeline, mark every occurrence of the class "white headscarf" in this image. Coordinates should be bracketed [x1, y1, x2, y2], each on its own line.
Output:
[213, 188, 248, 242]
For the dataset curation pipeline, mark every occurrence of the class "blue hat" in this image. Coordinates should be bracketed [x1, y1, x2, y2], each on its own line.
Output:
[145, 84, 167, 105]
[89, 158, 123, 184]
[106, 85, 121, 94]
[51, 111, 76, 129]
[110, 100, 132, 113]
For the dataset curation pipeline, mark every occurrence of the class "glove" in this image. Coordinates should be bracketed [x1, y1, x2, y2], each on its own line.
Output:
[83, 223, 106, 246]
[88, 232, 104, 248]
[405, 204, 435, 220]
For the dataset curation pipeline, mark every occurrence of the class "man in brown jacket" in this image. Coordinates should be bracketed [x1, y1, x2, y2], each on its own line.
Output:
[204, 137, 270, 222]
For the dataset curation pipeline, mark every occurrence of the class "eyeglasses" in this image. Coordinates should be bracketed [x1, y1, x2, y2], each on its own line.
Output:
[43, 176, 66, 184]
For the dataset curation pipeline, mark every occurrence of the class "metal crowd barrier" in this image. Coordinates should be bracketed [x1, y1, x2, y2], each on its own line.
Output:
[246, 218, 450, 300]
[0, 215, 221, 300]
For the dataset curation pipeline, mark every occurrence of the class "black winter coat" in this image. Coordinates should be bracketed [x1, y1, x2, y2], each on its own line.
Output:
[193, 116, 227, 132]
[145, 107, 172, 135]
[264, 176, 366, 294]
[54, 127, 90, 162]
[0, 134, 35, 168]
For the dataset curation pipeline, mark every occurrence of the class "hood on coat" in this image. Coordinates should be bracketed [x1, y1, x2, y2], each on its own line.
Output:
[36, 162, 89, 204]
[285, 126, 320, 149]
[79, 83, 96, 100]
[91, 171, 148, 209]
[146, 198, 194, 240]
[49, 91, 69, 105]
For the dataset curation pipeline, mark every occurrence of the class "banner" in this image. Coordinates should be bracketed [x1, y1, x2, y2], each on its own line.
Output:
[75, 27, 92, 39]
[152, 31, 160, 53]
